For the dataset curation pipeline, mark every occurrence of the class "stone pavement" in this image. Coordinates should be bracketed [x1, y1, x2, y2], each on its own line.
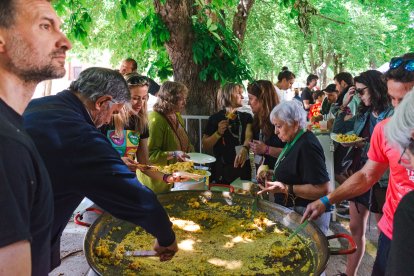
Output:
[49, 214, 379, 276]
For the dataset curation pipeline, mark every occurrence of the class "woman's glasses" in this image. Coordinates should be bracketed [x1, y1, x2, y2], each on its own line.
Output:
[355, 87, 368, 96]
[126, 76, 149, 86]
[398, 138, 414, 170]
[389, 57, 414, 72]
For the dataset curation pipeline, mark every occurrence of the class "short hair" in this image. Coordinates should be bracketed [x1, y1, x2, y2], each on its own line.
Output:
[334, 72, 354, 86]
[1, 0, 53, 28]
[69, 67, 130, 103]
[277, 69, 296, 82]
[383, 53, 414, 83]
[385, 87, 414, 151]
[124, 73, 149, 88]
[217, 83, 242, 110]
[306, 74, 319, 85]
[313, 90, 325, 100]
[123, 58, 138, 71]
[153, 81, 188, 114]
[270, 100, 307, 129]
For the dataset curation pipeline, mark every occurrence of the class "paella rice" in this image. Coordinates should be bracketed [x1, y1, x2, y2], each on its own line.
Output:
[93, 196, 315, 275]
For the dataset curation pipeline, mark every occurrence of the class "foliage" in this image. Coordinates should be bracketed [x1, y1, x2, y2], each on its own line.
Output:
[191, 1, 253, 84]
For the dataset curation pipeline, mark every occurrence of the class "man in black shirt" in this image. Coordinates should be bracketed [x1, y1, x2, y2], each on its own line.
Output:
[0, 0, 72, 275]
[301, 74, 318, 111]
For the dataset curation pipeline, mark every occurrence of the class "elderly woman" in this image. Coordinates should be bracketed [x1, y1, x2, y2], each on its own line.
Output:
[138, 81, 194, 193]
[202, 83, 253, 183]
[258, 100, 331, 234]
[385, 88, 414, 276]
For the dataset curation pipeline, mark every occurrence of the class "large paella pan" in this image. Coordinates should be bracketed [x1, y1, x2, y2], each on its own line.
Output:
[84, 190, 355, 275]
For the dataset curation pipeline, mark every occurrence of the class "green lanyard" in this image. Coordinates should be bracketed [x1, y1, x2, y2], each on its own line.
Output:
[272, 129, 305, 180]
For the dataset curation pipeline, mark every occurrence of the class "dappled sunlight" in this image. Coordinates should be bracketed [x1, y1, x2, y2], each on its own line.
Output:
[171, 218, 201, 232]
[178, 239, 196, 251]
[208, 258, 243, 270]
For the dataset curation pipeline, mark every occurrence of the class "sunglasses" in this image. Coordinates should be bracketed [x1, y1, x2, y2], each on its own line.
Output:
[127, 76, 149, 86]
[389, 57, 414, 72]
[355, 87, 368, 95]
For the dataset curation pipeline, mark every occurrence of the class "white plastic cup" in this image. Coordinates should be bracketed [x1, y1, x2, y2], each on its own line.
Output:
[319, 120, 328, 130]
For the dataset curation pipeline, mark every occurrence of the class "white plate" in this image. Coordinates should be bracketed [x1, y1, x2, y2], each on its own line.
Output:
[186, 152, 216, 164]
[330, 133, 365, 146]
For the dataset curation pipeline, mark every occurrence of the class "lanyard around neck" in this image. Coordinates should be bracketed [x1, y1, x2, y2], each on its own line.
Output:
[273, 129, 305, 173]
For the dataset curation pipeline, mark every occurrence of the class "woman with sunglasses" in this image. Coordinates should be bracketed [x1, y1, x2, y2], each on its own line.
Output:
[247, 80, 285, 183]
[101, 74, 187, 191]
[202, 83, 252, 184]
[332, 70, 393, 276]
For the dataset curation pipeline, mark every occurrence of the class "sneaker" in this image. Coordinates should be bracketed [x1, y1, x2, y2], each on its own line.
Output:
[336, 207, 350, 219]
[339, 200, 350, 209]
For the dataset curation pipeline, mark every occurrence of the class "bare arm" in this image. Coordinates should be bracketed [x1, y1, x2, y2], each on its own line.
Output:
[302, 159, 389, 222]
[303, 100, 312, 110]
[258, 181, 329, 200]
[202, 120, 228, 151]
[0, 241, 31, 275]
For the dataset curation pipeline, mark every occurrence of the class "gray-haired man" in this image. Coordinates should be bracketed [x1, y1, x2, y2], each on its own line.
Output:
[23, 67, 178, 271]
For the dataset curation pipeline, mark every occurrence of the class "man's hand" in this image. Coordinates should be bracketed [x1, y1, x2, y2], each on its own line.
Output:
[301, 199, 326, 223]
[121, 157, 139, 172]
[153, 239, 178, 262]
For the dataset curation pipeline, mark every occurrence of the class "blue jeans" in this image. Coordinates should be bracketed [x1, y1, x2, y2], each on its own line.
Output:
[372, 232, 391, 276]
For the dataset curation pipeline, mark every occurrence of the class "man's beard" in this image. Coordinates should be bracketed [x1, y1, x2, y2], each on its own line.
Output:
[6, 34, 66, 83]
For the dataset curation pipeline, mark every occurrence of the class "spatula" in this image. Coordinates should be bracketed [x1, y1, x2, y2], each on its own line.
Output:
[287, 219, 309, 241]
[124, 250, 157, 257]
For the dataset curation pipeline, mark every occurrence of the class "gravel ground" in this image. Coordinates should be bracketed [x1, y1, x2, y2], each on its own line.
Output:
[49, 214, 379, 276]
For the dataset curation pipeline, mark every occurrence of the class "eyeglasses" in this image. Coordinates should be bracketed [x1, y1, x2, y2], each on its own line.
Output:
[355, 87, 368, 96]
[126, 76, 149, 86]
[398, 138, 414, 170]
[389, 57, 414, 72]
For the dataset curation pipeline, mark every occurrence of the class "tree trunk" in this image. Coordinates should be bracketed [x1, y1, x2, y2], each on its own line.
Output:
[233, 0, 255, 43]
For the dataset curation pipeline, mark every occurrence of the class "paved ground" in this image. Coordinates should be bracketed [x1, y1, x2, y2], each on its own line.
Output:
[49, 213, 379, 276]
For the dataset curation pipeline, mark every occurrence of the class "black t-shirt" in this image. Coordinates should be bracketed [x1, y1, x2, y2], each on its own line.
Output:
[100, 115, 149, 158]
[301, 87, 314, 111]
[204, 110, 253, 165]
[273, 131, 329, 208]
[387, 190, 414, 276]
[0, 99, 53, 275]
[252, 129, 285, 168]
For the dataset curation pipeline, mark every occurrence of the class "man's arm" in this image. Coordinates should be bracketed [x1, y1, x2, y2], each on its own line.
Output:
[302, 159, 389, 221]
[0, 240, 31, 275]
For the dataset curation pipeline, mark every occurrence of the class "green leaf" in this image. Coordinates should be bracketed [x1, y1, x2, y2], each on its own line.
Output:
[121, 4, 128, 19]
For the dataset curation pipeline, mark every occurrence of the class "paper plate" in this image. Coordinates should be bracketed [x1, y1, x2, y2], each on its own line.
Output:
[186, 152, 216, 164]
[330, 133, 365, 146]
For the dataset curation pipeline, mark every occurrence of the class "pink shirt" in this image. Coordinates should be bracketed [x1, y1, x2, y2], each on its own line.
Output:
[368, 118, 414, 239]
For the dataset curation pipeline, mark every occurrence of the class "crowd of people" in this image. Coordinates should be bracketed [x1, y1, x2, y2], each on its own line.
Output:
[1, 1, 414, 276]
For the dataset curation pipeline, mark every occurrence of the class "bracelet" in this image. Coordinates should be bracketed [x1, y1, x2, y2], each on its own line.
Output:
[163, 174, 172, 183]
[265, 145, 270, 155]
[215, 131, 222, 138]
[242, 145, 249, 151]
[320, 196, 332, 210]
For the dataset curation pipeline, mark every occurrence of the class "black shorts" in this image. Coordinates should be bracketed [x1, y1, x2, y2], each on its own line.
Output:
[349, 183, 387, 214]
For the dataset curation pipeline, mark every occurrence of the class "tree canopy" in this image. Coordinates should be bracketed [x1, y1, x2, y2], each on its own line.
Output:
[54, 0, 414, 110]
